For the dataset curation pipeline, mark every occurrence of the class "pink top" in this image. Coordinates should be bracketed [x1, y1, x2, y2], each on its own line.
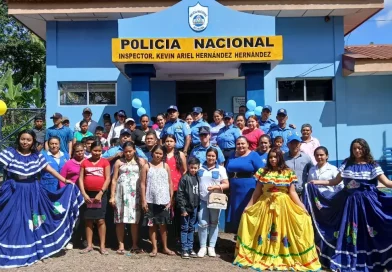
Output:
[300, 136, 320, 165]
[59, 158, 84, 188]
[242, 128, 264, 150]
[166, 155, 182, 191]
[152, 124, 159, 130]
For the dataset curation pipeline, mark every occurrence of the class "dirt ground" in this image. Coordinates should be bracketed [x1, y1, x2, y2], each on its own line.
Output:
[11, 233, 242, 272]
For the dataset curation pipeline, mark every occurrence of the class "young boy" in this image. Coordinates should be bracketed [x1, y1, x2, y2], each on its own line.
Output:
[95, 126, 108, 148]
[83, 136, 95, 158]
[176, 157, 201, 259]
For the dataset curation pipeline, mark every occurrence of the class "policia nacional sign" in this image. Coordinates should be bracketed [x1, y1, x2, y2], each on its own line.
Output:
[112, 36, 283, 63]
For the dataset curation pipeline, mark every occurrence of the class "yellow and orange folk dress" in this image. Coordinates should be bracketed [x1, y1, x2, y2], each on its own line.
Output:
[233, 168, 321, 271]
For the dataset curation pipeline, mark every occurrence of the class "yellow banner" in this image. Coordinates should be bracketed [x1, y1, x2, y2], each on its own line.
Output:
[112, 36, 283, 63]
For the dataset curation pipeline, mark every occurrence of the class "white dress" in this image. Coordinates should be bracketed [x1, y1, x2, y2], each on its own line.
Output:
[114, 160, 141, 224]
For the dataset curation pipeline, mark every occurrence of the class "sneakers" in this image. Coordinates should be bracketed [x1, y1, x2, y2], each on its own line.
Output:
[181, 250, 190, 259]
[65, 243, 73, 250]
[189, 250, 197, 258]
[208, 247, 216, 257]
[197, 247, 207, 258]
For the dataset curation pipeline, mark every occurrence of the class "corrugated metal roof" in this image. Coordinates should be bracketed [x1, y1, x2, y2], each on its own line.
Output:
[344, 45, 392, 60]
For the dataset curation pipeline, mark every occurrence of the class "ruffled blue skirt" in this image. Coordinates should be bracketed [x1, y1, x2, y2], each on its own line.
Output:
[304, 183, 392, 272]
[0, 179, 84, 268]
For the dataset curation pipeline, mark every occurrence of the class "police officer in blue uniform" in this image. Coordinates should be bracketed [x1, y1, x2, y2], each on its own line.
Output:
[267, 108, 298, 153]
[189, 126, 225, 165]
[259, 105, 277, 134]
[190, 106, 211, 147]
[160, 105, 191, 154]
[216, 112, 241, 161]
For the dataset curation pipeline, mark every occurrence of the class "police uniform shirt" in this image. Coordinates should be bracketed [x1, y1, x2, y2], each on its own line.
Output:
[259, 118, 276, 134]
[190, 119, 211, 145]
[189, 144, 225, 166]
[216, 125, 241, 150]
[161, 118, 191, 149]
[267, 126, 298, 153]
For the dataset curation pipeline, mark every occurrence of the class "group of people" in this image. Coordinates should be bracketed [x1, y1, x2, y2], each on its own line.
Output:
[0, 104, 391, 271]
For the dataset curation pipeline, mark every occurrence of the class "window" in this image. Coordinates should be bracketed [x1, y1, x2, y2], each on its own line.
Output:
[277, 79, 333, 102]
[59, 82, 116, 106]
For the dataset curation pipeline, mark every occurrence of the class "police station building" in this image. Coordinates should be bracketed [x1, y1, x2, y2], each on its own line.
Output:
[7, 0, 392, 166]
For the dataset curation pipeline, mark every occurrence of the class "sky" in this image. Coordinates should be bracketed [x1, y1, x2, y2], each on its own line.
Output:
[345, 0, 392, 45]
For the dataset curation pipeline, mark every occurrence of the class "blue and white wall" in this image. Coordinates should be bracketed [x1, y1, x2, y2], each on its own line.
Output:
[45, 0, 392, 165]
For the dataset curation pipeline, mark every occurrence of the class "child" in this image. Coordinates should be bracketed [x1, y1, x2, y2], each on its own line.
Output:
[110, 138, 120, 147]
[176, 157, 200, 259]
[273, 136, 284, 150]
[78, 141, 111, 255]
[95, 126, 108, 148]
[140, 145, 174, 257]
[84, 136, 95, 158]
[197, 147, 229, 258]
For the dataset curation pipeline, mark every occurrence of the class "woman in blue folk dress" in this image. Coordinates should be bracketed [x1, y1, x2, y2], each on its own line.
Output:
[0, 130, 84, 268]
[304, 138, 392, 272]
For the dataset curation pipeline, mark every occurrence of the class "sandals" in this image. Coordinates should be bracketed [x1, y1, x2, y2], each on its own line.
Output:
[100, 248, 109, 255]
[130, 248, 144, 254]
[79, 247, 93, 254]
[116, 249, 125, 255]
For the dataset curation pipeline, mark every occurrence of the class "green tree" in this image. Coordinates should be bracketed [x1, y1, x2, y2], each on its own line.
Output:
[0, 2, 46, 99]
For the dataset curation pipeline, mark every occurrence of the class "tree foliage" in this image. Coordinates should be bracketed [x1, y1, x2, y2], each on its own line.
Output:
[0, 2, 46, 93]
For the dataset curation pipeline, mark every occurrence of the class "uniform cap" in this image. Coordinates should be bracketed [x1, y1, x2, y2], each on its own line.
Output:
[223, 112, 234, 119]
[287, 134, 301, 144]
[192, 107, 203, 114]
[198, 126, 210, 135]
[34, 115, 44, 121]
[120, 128, 132, 135]
[103, 113, 111, 119]
[263, 105, 272, 112]
[83, 107, 92, 113]
[117, 110, 126, 117]
[62, 116, 70, 122]
[50, 113, 62, 119]
[167, 105, 178, 112]
[277, 108, 287, 116]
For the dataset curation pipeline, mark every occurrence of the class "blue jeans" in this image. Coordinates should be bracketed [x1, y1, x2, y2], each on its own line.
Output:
[198, 200, 221, 248]
[180, 208, 197, 251]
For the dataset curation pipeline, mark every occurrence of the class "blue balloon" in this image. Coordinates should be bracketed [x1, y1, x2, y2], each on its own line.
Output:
[254, 106, 263, 116]
[245, 111, 255, 119]
[137, 107, 146, 117]
[246, 100, 257, 111]
[132, 98, 142, 109]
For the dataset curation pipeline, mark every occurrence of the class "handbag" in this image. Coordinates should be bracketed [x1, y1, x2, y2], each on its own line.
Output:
[207, 188, 228, 210]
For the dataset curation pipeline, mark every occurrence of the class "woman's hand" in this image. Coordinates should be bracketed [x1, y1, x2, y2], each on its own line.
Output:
[83, 194, 92, 204]
[142, 201, 149, 213]
[109, 197, 116, 207]
[165, 203, 171, 210]
[94, 192, 103, 202]
[207, 185, 220, 192]
[64, 179, 73, 184]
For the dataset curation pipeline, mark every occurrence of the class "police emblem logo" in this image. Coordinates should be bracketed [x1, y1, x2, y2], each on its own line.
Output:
[279, 109, 285, 113]
[188, 3, 209, 32]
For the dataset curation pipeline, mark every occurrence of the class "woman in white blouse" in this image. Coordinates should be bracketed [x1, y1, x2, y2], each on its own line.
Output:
[307, 146, 343, 197]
